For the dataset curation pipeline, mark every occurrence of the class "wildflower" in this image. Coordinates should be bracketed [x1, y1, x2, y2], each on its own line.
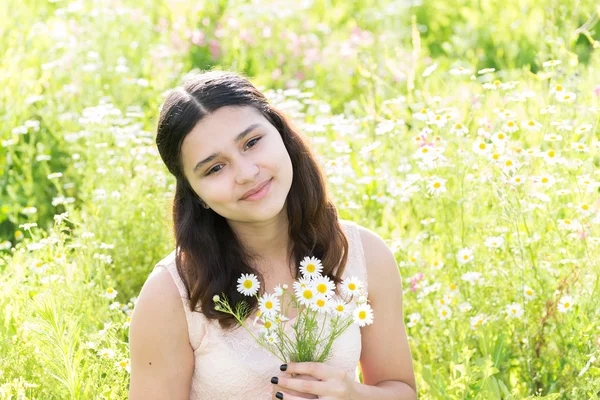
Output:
[450, 123, 468, 136]
[491, 131, 509, 146]
[472, 139, 491, 155]
[502, 120, 519, 133]
[97, 348, 115, 358]
[296, 285, 317, 307]
[556, 91, 576, 103]
[542, 149, 560, 164]
[264, 331, 279, 345]
[341, 276, 363, 297]
[543, 60, 561, 67]
[449, 67, 472, 76]
[104, 287, 118, 299]
[422, 63, 438, 77]
[353, 303, 374, 327]
[461, 271, 483, 285]
[299, 256, 323, 280]
[47, 172, 63, 180]
[456, 248, 474, 265]
[311, 275, 336, 298]
[571, 142, 589, 153]
[477, 68, 495, 74]
[31, 260, 49, 274]
[523, 285, 535, 300]
[413, 108, 434, 121]
[459, 302, 472, 312]
[406, 312, 421, 328]
[523, 119, 542, 131]
[330, 299, 351, 317]
[236, 273, 260, 296]
[438, 305, 452, 320]
[557, 295, 574, 313]
[115, 359, 131, 373]
[273, 285, 285, 296]
[484, 236, 504, 248]
[309, 294, 332, 313]
[470, 314, 488, 330]
[258, 293, 281, 317]
[505, 303, 524, 318]
[426, 176, 447, 196]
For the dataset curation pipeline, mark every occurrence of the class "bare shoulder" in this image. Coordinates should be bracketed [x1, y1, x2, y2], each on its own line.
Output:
[128, 265, 194, 399]
[355, 225, 400, 284]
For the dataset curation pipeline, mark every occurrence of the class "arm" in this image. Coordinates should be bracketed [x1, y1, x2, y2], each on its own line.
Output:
[354, 226, 418, 399]
[128, 267, 195, 400]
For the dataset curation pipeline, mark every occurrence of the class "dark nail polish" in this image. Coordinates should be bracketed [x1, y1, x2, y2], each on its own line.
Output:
[280, 364, 287, 371]
[271, 376, 278, 384]
[276, 392, 283, 399]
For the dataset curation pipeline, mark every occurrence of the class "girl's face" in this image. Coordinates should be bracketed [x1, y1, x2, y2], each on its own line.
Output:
[180, 105, 294, 223]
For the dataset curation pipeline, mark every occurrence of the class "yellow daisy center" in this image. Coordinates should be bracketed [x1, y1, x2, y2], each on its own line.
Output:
[306, 264, 315, 273]
[120, 361, 128, 367]
[463, 255, 469, 260]
[303, 290, 313, 299]
[582, 205, 588, 210]
[526, 290, 532, 295]
[317, 299, 326, 307]
[317, 283, 327, 293]
[442, 310, 447, 316]
[265, 301, 273, 309]
[528, 121, 535, 126]
[548, 151, 555, 157]
[244, 280, 253, 289]
[564, 302, 570, 308]
[336, 305, 344, 312]
[433, 182, 441, 188]
[358, 311, 367, 320]
[479, 143, 486, 149]
[348, 283, 356, 291]
[264, 321, 272, 328]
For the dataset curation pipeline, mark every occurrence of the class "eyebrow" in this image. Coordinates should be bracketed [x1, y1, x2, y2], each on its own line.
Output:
[193, 123, 262, 173]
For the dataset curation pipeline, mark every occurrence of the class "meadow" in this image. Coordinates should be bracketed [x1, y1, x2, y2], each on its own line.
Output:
[1, 0, 600, 398]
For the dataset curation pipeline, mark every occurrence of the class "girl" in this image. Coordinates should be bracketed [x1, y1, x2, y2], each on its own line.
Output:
[128, 70, 416, 399]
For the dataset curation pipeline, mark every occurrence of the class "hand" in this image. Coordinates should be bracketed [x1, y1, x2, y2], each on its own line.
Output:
[270, 362, 357, 400]
[272, 372, 319, 399]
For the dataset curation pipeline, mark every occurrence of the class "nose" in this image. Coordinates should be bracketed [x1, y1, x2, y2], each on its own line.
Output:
[234, 157, 260, 185]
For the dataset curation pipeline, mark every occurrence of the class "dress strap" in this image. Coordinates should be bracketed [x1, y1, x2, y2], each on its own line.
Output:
[154, 251, 208, 351]
[339, 219, 369, 293]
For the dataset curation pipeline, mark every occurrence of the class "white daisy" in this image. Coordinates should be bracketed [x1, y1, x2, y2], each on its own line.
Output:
[426, 176, 447, 196]
[484, 236, 504, 248]
[330, 299, 351, 317]
[104, 287, 118, 299]
[556, 91, 576, 103]
[557, 295, 574, 313]
[459, 302, 472, 312]
[438, 305, 452, 320]
[309, 294, 332, 314]
[273, 284, 285, 296]
[31, 260, 49, 274]
[293, 276, 312, 296]
[341, 276, 363, 298]
[259, 317, 277, 335]
[264, 331, 279, 346]
[502, 120, 519, 133]
[258, 293, 281, 317]
[470, 314, 488, 330]
[312, 275, 336, 298]
[523, 119, 542, 131]
[353, 303, 374, 327]
[523, 285, 535, 300]
[296, 285, 317, 307]
[472, 139, 491, 155]
[97, 348, 115, 358]
[456, 247, 474, 265]
[300, 256, 323, 280]
[505, 303, 524, 319]
[406, 312, 421, 328]
[236, 273, 260, 296]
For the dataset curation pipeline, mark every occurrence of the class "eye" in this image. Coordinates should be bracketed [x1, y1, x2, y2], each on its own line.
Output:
[245, 136, 261, 149]
[205, 137, 262, 176]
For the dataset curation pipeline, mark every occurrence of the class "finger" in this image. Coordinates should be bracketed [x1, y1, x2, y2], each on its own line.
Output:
[274, 390, 318, 400]
[285, 362, 340, 381]
[274, 375, 329, 397]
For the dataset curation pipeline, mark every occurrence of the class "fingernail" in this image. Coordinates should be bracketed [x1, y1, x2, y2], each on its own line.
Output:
[276, 392, 283, 399]
[280, 364, 287, 371]
[271, 377, 278, 384]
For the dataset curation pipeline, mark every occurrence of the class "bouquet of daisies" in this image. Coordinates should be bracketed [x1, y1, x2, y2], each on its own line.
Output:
[212, 256, 373, 364]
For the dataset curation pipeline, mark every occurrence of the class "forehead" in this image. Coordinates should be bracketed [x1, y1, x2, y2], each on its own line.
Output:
[180, 105, 267, 167]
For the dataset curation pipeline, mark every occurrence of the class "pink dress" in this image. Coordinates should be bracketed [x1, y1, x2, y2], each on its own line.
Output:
[153, 219, 369, 399]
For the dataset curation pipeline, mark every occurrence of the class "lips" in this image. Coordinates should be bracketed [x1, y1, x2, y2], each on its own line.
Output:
[241, 178, 272, 200]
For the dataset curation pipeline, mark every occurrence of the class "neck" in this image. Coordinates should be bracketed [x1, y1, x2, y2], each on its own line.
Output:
[227, 209, 292, 267]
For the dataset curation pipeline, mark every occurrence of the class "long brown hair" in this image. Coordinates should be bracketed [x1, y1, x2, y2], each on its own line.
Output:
[155, 70, 348, 330]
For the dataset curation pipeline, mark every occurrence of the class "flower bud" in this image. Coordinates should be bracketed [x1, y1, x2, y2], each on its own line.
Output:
[212, 295, 220, 302]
